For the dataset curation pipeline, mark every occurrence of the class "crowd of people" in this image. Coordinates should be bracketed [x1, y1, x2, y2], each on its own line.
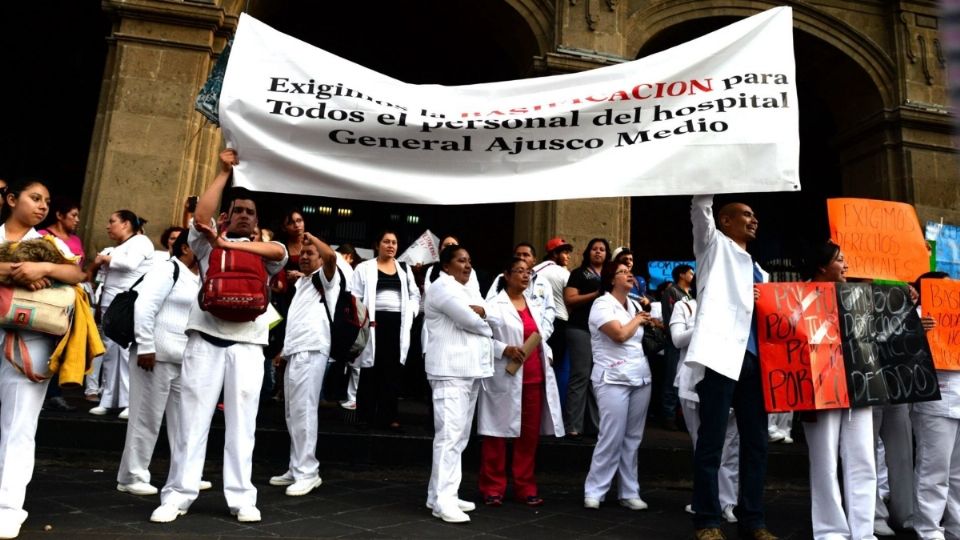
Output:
[0, 150, 957, 540]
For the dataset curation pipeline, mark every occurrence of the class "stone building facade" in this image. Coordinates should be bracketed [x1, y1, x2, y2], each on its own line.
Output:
[80, 0, 957, 266]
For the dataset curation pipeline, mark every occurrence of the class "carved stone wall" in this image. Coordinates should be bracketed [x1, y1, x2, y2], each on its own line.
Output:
[82, 0, 958, 260]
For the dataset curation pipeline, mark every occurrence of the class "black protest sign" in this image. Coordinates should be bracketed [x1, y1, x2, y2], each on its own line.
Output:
[836, 283, 940, 406]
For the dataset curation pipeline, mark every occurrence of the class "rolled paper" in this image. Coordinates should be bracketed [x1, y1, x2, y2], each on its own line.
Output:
[505, 332, 541, 376]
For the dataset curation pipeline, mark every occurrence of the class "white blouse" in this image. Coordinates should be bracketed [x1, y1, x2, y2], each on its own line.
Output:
[588, 292, 651, 386]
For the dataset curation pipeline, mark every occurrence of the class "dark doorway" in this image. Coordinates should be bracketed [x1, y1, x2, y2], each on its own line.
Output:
[0, 1, 109, 204]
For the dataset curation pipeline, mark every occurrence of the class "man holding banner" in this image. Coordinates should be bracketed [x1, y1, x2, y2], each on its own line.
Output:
[684, 195, 775, 540]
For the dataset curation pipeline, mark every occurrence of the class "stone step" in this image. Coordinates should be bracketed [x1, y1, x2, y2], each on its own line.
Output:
[37, 395, 809, 486]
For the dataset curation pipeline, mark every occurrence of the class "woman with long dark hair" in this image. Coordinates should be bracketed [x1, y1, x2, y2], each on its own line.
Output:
[349, 230, 420, 429]
[88, 209, 154, 418]
[799, 241, 876, 540]
[563, 237, 610, 438]
[0, 179, 85, 539]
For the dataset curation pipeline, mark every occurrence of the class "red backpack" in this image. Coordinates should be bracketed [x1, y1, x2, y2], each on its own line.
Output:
[198, 247, 269, 322]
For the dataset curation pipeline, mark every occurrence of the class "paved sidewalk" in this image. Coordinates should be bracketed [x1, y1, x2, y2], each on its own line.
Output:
[17, 449, 914, 540]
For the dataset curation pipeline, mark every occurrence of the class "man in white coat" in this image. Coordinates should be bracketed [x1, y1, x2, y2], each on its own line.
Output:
[684, 195, 775, 540]
[268, 233, 341, 497]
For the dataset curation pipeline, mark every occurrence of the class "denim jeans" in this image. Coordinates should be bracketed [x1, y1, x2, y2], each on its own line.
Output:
[692, 352, 768, 531]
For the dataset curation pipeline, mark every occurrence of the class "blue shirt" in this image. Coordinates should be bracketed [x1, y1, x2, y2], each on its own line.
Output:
[746, 264, 762, 357]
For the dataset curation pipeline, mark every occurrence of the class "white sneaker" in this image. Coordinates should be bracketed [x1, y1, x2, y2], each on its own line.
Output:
[432, 507, 470, 523]
[619, 498, 648, 511]
[233, 506, 261, 523]
[117, 482, 158, 496]
[269, 471, 295, 486]
[118, 408, 129, 420]
[425, 499, 475, 512]
[150, 504, 186, 523]
[0, 521, 20, 539]
[89, 406, 108, 416]
[768, 431, 785, 442]
[782, 435, 794, 444]
[722, 505, 738, 523]
[340, 400, 357, 410]
[584, 497, 600, 509]
[684, 504, 695, 515]
[285, 476, 322, 497]
[874, 520, 896, 536]
[199, 480, 212, 491]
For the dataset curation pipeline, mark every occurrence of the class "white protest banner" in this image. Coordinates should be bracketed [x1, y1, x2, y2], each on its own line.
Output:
[220, 8, 799, 204]
[397, 229, 441, 266]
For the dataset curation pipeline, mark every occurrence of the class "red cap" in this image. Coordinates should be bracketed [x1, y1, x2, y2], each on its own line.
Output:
[545, 237, 573, 253]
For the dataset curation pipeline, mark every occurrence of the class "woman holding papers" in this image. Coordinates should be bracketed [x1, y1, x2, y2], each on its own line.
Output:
[583, 260, 654, 511]
[423, 245, 493, 524]
[478, 258, 564, 507]
[801, 241, 877, 540]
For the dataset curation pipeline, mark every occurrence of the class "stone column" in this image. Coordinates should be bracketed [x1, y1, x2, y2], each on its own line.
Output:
[515, 0, 633, 265]
[80, 0, 239, 258]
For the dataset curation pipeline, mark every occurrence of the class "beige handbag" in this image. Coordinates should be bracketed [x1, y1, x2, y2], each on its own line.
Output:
[0, 284, 76, 336]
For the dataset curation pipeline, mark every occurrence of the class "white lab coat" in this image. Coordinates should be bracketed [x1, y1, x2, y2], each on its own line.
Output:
[485, 272, 556, 342]
[349, 258, 420, 368]
[477, 290, 564, 438]
[684, 195, 768, 381]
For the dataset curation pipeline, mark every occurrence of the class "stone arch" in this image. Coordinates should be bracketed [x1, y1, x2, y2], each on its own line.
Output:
[501, 0, 553, 62]
[626, 2, 895, 110]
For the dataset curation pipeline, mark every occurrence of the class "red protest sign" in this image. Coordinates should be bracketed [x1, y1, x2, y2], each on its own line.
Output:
[756, 282, 849, 412]
[827, 198, 929, 283]
[921, 279, 960, 371]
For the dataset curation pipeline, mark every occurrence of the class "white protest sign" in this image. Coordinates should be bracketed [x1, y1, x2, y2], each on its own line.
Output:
[220, 7, 799, 204]
[397, 229, 441, 265]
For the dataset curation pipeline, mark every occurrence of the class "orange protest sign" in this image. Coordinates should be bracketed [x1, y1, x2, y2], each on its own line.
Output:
[921, 279, 960, 371]
[756, 282, 849, 412]
[827, 198, 929, 283]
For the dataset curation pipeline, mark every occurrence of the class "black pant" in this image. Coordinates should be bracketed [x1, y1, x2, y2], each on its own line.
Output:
[357, 311, 403, 426]
[692, 352, 768, 530]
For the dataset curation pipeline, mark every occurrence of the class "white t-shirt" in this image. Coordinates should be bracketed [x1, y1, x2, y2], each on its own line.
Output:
[185, 222, 287, 346]
[282, 266, 341, 357]
[534, 261, 570, 321]
[588, 292, 651, 386]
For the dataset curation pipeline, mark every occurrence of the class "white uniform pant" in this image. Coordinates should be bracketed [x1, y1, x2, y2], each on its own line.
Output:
[804, 408, 877, 540]
[346, 364, 360, 402]
[0, 333, 53, 527]
[768, 412, 793, 438]
[84, 353, 103, 397]
[99, 336, 130, 409]
[911, 411, 960, 540]
[584, 381, 651, 500]
[160, 333, 264, 512]
[284, 351, 328, 481]
[426, 378, 480, 514]
[117, 360, 182, 485]
[681, 399, 740, 509]
[873, 404, 914, 527]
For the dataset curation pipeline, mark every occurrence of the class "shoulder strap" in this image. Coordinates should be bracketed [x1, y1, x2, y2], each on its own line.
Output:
[311, 267, 344, 326]
[130, 273, 147, 291]
[171, 259, 180, 284]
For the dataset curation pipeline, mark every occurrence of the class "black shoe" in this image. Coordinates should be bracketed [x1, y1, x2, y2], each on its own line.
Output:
[45, 397, 76, 412]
